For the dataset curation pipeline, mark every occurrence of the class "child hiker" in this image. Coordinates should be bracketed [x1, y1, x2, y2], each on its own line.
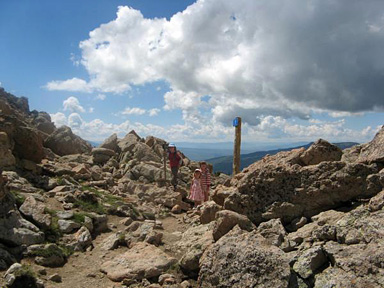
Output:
[200, 161, 211, 202]
[188, 169, 204, 208]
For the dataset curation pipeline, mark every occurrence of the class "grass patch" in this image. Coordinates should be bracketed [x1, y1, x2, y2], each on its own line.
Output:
[74, 199, 105, 214]
[28, 244, 73, 258]
[72, 212, 92, 224]
[78, 185, 126, 214]
[10, 189, 26, 207]
[13, 264, 36, 278]
[41, 209, 62, 243]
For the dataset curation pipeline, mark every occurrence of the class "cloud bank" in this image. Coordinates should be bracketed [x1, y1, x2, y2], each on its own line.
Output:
[47, 0, 384, 142]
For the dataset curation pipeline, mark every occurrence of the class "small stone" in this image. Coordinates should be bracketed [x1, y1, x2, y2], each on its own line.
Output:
[158, 273, 176, 285]
[180, 280, 192, 288]
[120, 217, 133, 226]
[37, 268, 47, 275]
[171, 204, 182, 214]
[49, 273, 62, 283]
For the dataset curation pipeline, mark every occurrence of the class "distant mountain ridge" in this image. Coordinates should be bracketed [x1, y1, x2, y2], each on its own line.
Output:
[207, 142, 359, 174]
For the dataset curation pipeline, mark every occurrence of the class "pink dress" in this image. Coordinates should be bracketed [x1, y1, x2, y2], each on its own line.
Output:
[189, 179, 204, 201]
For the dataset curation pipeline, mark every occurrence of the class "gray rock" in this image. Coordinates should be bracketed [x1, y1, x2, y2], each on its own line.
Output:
[58, 219, 81, 233]
[72, 226, 93, 251]
[91, 147, 116, 164]
[200, 201, 222, 224]
[4, 263, 44, 288]
[27, 244, 66, 267]
[19, 196, 51, 229]
[293, 246, 329, 279]
[48, 273, 62, 283]
[100, 242, 177, 282]
[0, 206, 45, 247]
[56, 210, 74, 220]
[44, 126, 92, 156]
[213, 210, 255, 241]
[99, 133, 120, 153]
[198, 226, 291, 288]
[101, 232, 124, 251]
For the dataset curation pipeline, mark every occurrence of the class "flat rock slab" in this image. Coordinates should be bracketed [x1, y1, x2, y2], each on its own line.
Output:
[100, 242, 177, 282]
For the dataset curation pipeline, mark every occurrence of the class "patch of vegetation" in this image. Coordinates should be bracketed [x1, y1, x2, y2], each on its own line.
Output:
[74, 199, 105, 214]
[28, 244, 73, 259]
[72, 212, 92, 224]
[41, 209, 62, 243]
[13, 264, 36, 278]
[10, 189, 26, 207]
[56, 176, 66, 186]
[78, 185, 126, 214]
[166, 262, 182, 275]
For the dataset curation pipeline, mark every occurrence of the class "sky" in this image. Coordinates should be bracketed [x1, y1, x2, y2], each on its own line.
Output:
[0, 0, 383, 147]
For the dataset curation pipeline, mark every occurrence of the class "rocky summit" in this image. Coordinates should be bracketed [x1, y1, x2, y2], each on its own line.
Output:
[0, 89, 384, 288]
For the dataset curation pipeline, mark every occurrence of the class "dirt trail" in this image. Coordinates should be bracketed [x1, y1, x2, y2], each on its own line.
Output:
[2, 213, 190, 288]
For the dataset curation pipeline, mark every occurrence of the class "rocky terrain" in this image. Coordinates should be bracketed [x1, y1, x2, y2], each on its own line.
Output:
[0, 88, 383, 288]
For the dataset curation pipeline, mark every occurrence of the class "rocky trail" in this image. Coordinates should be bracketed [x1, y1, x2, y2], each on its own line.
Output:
[1, 89, 384, 287]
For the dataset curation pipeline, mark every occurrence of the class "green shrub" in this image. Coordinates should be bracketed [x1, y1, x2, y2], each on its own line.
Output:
[10, 189, 26, 207]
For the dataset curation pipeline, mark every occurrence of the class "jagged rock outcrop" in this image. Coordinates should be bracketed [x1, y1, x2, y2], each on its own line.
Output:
[30, 110, 56, 136]
[44, 126, 92, 156]
[299, 139, 342, 165]
[357, 125, 384, 163]
[222, 140, 383, 225]
[99, 133, 120, 153]
[0, 132, 16, 168]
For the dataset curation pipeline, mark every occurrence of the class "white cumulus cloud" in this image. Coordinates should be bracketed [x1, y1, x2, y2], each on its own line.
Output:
[63, 96, 86, 113]
[149, 108, 160, 116]
[121, 107, 146, 115]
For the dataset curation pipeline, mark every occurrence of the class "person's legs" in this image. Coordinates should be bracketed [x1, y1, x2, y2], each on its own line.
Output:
[205, 188, 210, 202]
[171, 167, 178, 189]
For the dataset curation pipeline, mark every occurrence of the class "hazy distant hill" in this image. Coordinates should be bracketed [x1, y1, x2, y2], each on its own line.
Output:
[207, 142, 359, 174]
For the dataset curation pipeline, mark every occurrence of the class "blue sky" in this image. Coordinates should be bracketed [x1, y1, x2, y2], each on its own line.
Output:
[0, 0, 383, 145]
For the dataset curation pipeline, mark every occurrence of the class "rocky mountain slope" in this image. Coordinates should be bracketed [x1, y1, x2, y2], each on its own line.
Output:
[1, 88, 383, 288]
[207, 142, 359, 174]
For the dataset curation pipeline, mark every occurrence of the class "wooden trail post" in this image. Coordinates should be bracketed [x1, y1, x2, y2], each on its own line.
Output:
[163, 144, 168, 186]
[233, 117, 242, 175]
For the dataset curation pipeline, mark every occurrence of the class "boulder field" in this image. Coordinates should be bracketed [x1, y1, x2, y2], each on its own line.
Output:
[1, 89, 383, 288]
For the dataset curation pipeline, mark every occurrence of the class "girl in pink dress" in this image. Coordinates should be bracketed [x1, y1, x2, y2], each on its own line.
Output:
[188, 169, 204, 207]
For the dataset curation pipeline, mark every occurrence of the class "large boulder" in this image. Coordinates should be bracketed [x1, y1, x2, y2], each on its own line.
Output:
[91, 147, 116, 164]
[30, 110, 56, 136]
[44, 126, 92, 156]
[19, 196, 51, 229]
[13, 125, 44, 163]
[358, 125, 384, 164]
[0, 178, 45, 246]
[198, 226, 291, 288]
[100, 242, 177, 282]
[224, 145, 382, 224]
[118, 130, 141, 153]
[213, 210, 255, 241]
[176, 224, 214, 276]
[300, 139, 342, 165]
[99, 133, 120, 153]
